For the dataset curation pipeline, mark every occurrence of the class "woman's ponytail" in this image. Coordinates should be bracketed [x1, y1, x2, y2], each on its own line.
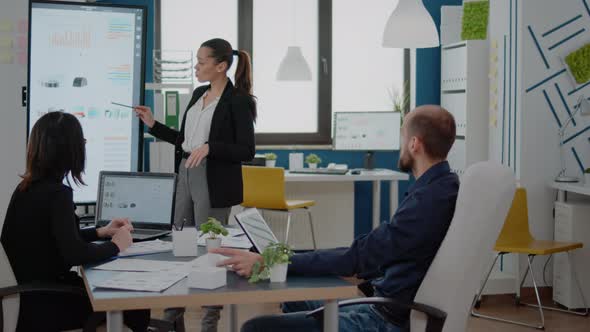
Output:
[234, 50, 257, 121]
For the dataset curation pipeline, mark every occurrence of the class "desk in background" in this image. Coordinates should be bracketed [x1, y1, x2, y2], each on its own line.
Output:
[82, 251, 358, 332]
[254, 169, 409, 250]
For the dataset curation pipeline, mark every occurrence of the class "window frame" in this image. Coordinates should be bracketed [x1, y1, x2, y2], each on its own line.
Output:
[158, 0, 410, 146]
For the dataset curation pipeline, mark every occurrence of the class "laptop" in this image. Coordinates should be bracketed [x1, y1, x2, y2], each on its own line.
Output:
[95, 171, 177, 241]
[234, 208, 279, 253]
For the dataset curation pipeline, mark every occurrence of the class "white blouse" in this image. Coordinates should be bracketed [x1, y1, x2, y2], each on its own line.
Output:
[181, 91, 220, 152]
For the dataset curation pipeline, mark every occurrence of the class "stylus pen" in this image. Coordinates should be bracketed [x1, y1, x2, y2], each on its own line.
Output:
[174, 218, 187, 231]
[111, 101, 135, 109]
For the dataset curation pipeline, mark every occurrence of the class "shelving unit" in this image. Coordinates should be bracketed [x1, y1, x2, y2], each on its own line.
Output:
[441, 40, 489, 176]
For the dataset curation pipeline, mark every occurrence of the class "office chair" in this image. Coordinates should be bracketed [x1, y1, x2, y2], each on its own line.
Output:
[471, 187, 588, 329]
[242, 166, 317, 249]
[308, 161, 517, 332]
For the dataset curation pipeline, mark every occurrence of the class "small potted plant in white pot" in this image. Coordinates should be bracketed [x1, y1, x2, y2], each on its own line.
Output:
[265, 153, 277, 167]
[200, 217, 228, 251]
[305, 154, 321, 169]
[249, 242, 294, 283]
[585, 168, 590, 186]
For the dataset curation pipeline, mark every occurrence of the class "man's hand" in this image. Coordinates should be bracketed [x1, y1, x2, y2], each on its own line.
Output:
[97, 218, 133, 238]
[210, 248, 263, 277]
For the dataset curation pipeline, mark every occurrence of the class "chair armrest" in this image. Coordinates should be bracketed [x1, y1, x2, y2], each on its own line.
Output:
[0, 283, 86, 299]
[306, 297, 446, 332]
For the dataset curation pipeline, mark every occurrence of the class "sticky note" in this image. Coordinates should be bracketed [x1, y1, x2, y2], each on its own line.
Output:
[0, 36, 12, 49]
[0, 51, 14, 64]
[17, 19, 28, 34]
[0, 19, 13, 32]
[17, 35, 27, 50]
[17, 51, 27, 66]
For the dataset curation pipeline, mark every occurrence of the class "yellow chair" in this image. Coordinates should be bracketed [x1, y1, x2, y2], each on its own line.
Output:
[242, 166, 317, 249]
[471, 188, 588, 329]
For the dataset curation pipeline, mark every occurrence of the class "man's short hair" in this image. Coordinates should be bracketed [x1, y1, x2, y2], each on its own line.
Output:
[407, 106, 456, 159]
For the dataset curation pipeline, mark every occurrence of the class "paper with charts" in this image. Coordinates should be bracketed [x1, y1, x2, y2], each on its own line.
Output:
[118, 239, 172, 257]
[93, 259, 189, 272]
[92, 269, 189, 292]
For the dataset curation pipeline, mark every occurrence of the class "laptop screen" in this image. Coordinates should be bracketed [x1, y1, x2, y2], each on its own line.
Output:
[96, 172, 176, 228]
[235, 209, 279, 253]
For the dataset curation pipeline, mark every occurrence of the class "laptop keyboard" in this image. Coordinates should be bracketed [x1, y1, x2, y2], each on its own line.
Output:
[133, 229, 163, 235]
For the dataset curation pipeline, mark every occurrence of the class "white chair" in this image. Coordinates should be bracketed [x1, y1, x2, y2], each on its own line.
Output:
[308, 161, 516, 332]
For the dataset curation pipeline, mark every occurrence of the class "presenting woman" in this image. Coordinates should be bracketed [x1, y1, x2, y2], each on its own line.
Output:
[134, 38, 256, 331]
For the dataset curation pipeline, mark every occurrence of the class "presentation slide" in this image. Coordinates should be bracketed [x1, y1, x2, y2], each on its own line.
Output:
[333, 112, 401, 151]
[28, 2, 145, 203]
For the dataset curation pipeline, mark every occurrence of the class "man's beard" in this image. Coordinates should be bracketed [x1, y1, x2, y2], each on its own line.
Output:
[397, 151, 413, 173]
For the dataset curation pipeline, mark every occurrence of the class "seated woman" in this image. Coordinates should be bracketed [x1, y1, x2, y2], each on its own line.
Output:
[0, 112, 150, 332]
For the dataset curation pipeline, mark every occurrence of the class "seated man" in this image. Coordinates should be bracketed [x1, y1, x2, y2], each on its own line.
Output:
[212, 105, 460, 331]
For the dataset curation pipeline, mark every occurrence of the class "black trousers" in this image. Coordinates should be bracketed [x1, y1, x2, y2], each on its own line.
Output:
[16, 273, 150, 332]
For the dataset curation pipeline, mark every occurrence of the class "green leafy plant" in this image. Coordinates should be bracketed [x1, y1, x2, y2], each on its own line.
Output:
[565, 44, 590, 84]
[249, 242, 294, 283]
[305, 154, 321, 164]
[388, 81, 410, 114]
[199, 217, 228, 239]
[265, 153, 277, 160]
[461, 1, 489, 40]
[585, 168, 590, 174]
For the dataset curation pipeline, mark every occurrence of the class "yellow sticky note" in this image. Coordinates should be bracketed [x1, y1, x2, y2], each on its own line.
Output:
[0, 19, 13, 32]
[0, 36, 13, 49]
[0, 51, 14, 64]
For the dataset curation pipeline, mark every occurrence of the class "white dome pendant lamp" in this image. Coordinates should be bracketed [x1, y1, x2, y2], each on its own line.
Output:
[382, 0, 439, 48]
[277, 0, 312, 81]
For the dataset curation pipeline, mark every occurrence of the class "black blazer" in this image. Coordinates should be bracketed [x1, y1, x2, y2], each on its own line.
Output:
[1, 180, 118, 284]
[149, 80, 255, 208]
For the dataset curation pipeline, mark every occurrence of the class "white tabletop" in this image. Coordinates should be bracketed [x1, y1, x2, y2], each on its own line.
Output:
[549, 181, 590, 196]
[284, 169, 409, 182]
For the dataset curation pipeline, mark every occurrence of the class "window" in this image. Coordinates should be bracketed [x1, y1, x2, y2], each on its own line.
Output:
[160, 0, 238, 86]
[253, 0, 318, 134]
[332, 0, 405, 114]
[158, 0, 407, 145]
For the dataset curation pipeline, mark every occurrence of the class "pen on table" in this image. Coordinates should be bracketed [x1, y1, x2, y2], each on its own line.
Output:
[111, 102, 135, 109]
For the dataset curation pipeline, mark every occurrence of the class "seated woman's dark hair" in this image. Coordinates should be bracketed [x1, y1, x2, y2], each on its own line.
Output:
[19, 112, 86, 191]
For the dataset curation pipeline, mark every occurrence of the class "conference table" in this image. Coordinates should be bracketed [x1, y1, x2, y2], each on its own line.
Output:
[82, 251, 358, 332]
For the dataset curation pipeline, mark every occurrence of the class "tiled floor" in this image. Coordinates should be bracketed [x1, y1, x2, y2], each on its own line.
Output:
[150, 294, 590, 331]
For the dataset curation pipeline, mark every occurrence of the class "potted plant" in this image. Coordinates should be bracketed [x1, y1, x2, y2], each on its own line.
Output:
[585, 168, 590, 186]
[388, 80, 409, 126]
[265, 153, 277, 167]
[200, 217, 228, 251]
[249, 242, 294, 283]
[305, 154, 321, 169]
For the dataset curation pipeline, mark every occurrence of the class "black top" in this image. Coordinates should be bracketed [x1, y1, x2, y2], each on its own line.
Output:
[1, 180, 118, 284]
[149, 80, 256, 208]
[289, 161, 460, 325]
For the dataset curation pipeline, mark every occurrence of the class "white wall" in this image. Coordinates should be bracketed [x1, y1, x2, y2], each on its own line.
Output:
[0, 1, 28, 231]
[490, 0, 590, 287]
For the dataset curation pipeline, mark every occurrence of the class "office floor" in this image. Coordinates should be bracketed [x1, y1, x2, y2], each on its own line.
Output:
[150, 294, 590, 331]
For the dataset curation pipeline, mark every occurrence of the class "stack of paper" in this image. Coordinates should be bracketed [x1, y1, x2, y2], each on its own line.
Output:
[118, 239, 172, 257]
[92, 270, 189, 292]
[94, 259, 190, 273]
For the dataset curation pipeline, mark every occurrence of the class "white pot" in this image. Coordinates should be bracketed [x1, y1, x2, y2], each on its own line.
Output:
[308, 163, 318, 169]
[266, 160, 276, 167]
[269, 263, 288, 283]
[585, 174, 590, 186]
[206, 237, 222, 266]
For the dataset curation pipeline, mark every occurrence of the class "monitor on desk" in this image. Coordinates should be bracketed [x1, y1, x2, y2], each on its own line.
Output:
[333, 112, 401, 169]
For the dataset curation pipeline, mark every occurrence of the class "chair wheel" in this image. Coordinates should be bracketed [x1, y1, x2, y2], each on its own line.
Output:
[474, 300, 481, 309]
